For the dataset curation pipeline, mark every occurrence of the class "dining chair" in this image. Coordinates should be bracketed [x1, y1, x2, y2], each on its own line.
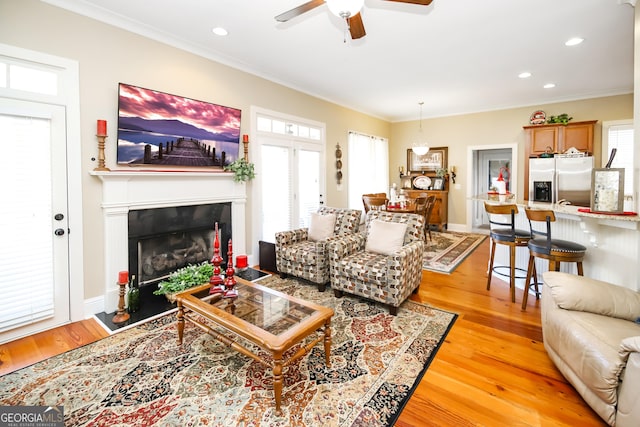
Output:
[423, 195, 438, 241]
[362, 193, 388, 213]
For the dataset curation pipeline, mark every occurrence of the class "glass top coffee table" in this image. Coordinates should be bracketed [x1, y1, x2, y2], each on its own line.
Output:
[175, 276, 334, 413]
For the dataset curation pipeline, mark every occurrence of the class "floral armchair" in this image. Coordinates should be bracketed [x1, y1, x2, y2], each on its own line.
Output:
[327, 210, 425, 315]
[275, 207, 362, 291]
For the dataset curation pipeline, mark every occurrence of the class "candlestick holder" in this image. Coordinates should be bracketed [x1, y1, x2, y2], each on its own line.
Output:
[112, 277, 130, 324]
[94, 135, 111, 171]
[223, 239, 238, 298]
[243, 138, 249, 161]
[209, 222, 225, 295]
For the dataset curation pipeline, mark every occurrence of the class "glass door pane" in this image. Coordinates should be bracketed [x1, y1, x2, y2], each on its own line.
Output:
[297, 148, 321, 228]
[260, 144, 291, 242]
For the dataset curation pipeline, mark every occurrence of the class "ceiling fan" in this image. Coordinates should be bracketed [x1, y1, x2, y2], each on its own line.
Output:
[275, 0, 433, 40]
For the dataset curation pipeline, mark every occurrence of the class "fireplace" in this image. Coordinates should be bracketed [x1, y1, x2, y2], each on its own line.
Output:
[128, 203, 231, 288]
[91, 170, 247, 313]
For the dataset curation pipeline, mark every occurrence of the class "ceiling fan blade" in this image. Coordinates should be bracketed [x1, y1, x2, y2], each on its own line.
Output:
[384, 0, 433, 5]
[275, 0, 326, 22]
[349, 13, 366, 39]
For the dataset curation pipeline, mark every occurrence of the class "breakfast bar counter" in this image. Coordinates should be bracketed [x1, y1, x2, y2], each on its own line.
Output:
[472, 195, 640, 293]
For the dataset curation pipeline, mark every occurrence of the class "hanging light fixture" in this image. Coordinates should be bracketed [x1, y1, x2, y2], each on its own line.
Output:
[412, 101, 430, 156]
[325, 0, 365, 19]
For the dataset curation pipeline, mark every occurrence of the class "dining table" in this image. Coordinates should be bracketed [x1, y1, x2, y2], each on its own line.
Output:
[386, 199, 417, 213]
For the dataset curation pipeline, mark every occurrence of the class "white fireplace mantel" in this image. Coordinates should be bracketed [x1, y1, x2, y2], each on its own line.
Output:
[90, 170, 246, 312]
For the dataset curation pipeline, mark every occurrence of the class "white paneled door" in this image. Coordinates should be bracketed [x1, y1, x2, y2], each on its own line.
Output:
[0, 99, 70, 343]
[259, 137, 324, 242]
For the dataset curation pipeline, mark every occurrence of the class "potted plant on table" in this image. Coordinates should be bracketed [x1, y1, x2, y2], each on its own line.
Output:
[153, 262, 214, 302]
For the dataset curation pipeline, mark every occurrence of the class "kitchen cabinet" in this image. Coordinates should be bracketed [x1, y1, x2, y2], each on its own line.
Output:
[524, 120, 596, 156]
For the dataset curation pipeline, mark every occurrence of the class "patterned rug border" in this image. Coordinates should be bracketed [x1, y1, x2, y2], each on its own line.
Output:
[1, 277, 458, 427]
[423, 231, 487, 274]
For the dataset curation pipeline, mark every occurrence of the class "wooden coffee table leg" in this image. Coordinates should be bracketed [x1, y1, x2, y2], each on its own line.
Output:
[177, 303, 185, 345]
[273, 354, 284, 413]
[323, 319, 332, 367]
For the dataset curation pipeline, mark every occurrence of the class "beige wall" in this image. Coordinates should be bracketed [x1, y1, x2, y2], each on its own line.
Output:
[0, 1, 389, 300]
[0, 1, 633, 304]
[389, 94, 633, 227]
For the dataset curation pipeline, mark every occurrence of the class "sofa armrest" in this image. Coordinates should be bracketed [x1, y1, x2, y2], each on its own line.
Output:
[617, 351, 640, 427]
[327, 233, 366, 262]
[386, 240, 424, 270]
[275, 228, 308, 246]
[543, 271, 640, 322]
[619, 336, 640, 359]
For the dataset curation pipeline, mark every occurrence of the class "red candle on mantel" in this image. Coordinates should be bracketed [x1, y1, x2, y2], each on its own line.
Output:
[118, 271, 129, 284]
[242, 134, 249, 143]
[97, 119, 107, 136]
[235, 255, 248, 269]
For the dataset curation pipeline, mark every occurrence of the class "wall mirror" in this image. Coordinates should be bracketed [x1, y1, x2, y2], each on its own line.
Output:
[591, 168, 625, 213]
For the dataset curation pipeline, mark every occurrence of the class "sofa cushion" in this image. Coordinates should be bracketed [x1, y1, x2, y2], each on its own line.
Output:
[279, 240, 318, 264]
[544, 271, 640, 322]
[308, 213, 336, 241]
[365, 219, 407, 256]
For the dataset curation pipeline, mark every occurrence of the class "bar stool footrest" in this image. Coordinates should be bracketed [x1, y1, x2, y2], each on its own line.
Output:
[492, 265, 528, 280]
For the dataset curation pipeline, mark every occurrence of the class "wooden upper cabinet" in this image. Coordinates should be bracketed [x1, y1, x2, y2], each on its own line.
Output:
[560, 121, 595, 153]
[524, 120, 596, 157]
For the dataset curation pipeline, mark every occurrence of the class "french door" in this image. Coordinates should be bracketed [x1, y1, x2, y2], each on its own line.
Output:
[0, 99, 71, 343]
[259, 136, 324, 242]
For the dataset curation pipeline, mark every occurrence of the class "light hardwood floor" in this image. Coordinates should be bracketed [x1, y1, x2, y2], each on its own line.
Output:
[0, 239, 606, 426]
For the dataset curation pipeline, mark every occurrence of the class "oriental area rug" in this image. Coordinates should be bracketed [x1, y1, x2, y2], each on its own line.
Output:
[423, 231, 487, 274]
[0, 276, 457, 427]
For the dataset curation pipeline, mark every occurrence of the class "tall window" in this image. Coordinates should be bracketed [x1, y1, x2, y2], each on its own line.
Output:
[347, 131, 389, 213]
[603, 120, 634, 198]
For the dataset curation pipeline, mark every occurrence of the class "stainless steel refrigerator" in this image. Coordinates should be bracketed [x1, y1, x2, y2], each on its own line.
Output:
[528, 156, 594, 206]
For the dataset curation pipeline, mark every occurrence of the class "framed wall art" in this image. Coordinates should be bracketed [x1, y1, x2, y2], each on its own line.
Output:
[117, 83, 241, 167]
[407, 146, 448, 172]
[432, 177, 445, 190]
[591, 168, 625, 214]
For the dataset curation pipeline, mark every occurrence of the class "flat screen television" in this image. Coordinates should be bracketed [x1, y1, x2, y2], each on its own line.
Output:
[117, 83, 242, 167]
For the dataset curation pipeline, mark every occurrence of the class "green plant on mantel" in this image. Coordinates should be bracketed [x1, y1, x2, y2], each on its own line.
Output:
[153, 262, 213, 297]
[436, 168, 448, 178]
[224, 158, 255, 182]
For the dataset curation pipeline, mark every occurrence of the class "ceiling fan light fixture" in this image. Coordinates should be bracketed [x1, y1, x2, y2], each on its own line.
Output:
[326, 0, 365, 18]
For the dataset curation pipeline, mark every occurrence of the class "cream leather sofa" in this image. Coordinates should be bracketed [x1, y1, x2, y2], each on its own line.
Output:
[541, 272, 640, 426]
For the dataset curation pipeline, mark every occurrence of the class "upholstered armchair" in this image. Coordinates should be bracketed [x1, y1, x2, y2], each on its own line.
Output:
[275, 207, 362, 291]
[327, 210, 425, 315]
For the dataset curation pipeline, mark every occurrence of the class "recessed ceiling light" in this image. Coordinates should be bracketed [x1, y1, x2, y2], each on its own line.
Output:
[543, 83, 556, 89]
[212, 27, 228, 36]
[518, 72, 532, 79]
[565, 37, 584, 46]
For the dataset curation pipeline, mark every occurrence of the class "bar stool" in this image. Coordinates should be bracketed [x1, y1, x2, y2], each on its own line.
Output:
[484, 202, 532, 303]
[522, 208, 587, 310]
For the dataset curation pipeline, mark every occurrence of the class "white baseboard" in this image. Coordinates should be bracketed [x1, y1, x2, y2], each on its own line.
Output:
[84, 295, 104, 318]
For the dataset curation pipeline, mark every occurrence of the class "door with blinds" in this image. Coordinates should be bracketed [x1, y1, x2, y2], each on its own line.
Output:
[0, 99, 70, 343]
[259, 137, 324, 242]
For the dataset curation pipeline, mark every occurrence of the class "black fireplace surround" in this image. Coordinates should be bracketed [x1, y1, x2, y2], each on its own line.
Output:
[128, 203, 232, 289]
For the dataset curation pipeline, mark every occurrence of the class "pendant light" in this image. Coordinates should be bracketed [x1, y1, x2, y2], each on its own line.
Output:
[412, 102, 430, 156]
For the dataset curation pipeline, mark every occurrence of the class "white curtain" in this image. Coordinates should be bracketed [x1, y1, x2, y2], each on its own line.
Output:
[347, 131, 389, 213]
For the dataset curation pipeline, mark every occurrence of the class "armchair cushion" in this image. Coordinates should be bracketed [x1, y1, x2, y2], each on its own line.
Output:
[546, 272, 640, 322]
[365, 220, 408, 256]
[308, 213, 336, 242]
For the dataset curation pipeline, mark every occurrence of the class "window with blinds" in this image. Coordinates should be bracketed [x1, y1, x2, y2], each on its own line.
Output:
[603, 120, 634, 197]
[347, 131, 389, 213]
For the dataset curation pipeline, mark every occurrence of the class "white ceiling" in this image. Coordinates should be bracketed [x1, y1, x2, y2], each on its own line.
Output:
[45, 0, 635, 122]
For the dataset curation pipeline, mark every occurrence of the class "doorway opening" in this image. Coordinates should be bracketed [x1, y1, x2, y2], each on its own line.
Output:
[466, 143, 519, 233]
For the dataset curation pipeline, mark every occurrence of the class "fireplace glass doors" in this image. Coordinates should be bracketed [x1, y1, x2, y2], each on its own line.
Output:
[128, 203, 231, 288]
